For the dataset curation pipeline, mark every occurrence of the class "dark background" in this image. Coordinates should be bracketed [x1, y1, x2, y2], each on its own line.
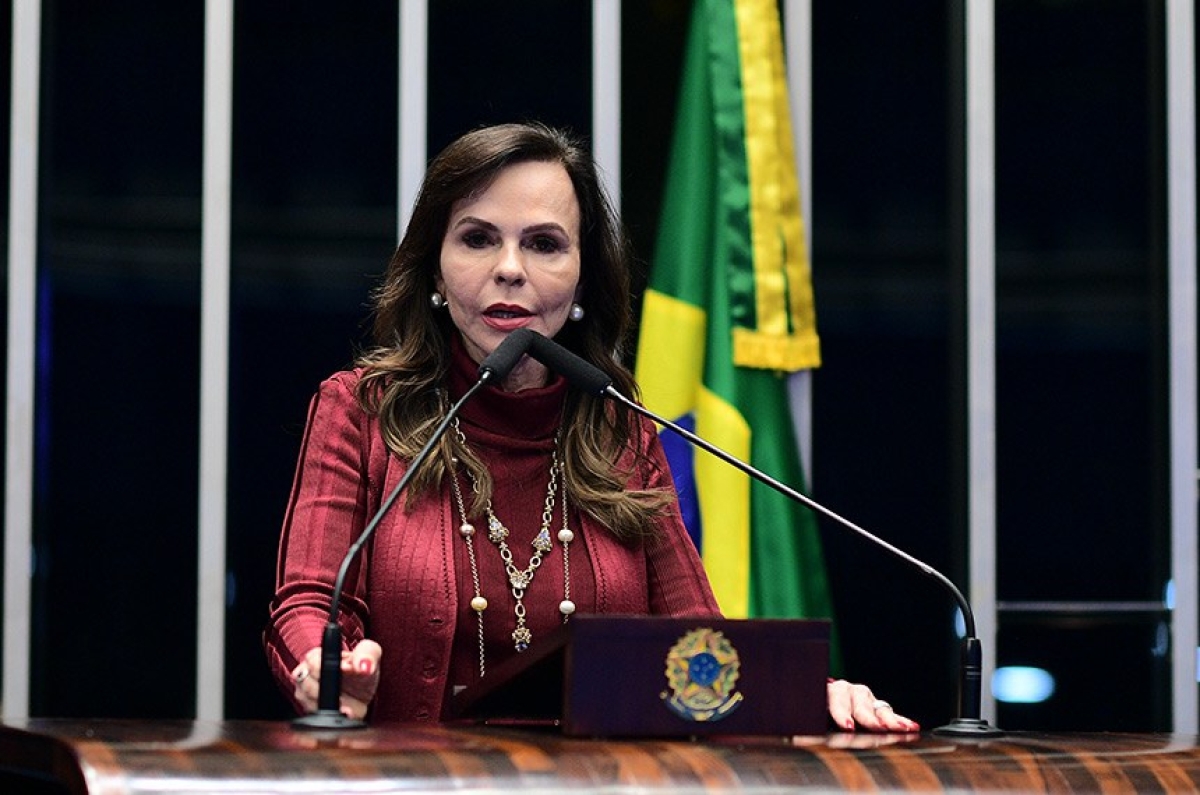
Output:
[0, 0, 1186, 731]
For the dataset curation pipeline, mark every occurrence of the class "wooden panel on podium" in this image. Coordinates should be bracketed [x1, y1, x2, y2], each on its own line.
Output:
[451, 614, 831, 736]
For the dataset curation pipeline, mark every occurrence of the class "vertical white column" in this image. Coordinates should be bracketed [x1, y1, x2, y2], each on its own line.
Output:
[1166, 0, 1198, 735]
[398, 0, 428, 238]
[966, 0, 997, 722]
[784, 0, 811, 255]
[3, 0, 42, 721]
[197, 0, 234, 721]
[592, 0, 621, 210]
[783, 0, 814, 481]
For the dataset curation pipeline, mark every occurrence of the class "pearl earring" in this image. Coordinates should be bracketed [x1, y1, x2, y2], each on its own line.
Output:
[430, 292, 446, 310]
[568, 303, 585, 322]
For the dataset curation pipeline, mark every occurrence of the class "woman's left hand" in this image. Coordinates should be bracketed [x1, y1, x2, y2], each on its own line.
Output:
[827, 678, 920, 732]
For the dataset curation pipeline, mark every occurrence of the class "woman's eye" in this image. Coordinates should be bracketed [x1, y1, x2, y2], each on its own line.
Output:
[527, 235, 563, 254]
[461, 230, 492, 249]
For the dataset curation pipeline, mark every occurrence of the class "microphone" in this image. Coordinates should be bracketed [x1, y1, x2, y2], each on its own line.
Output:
[523, 330, 1002, 737]
[479, 328, 537, 382]
[293, 328, 535, 730]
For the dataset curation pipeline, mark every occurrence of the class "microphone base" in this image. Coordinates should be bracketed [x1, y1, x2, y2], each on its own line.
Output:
[292, 709, 367, 731]
[931, 718, 1004, 738]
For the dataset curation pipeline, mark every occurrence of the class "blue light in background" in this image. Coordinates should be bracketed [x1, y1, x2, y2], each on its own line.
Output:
[993, 666, 1055, 704]
[1152, 622, 1169, 658]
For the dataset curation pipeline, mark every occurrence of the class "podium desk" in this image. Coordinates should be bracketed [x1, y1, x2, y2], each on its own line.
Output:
[3, 719, 1200, 794]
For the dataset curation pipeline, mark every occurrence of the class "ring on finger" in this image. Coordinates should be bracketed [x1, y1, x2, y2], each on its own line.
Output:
[872, 699, 892, 712]
[294, 668, 309, 684]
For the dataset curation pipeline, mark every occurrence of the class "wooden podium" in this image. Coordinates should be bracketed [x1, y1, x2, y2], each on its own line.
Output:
[5, 719, 1200, 793]
[451, 615, 831, 736]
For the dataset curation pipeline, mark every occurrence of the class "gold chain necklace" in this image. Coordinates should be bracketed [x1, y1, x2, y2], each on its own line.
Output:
[449, 418, 575, 679]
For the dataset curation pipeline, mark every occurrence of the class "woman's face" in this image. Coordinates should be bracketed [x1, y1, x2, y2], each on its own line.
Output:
[436, 159, 582, 391]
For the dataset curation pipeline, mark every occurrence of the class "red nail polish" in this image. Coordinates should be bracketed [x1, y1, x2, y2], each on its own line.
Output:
[359, 660, 372, 674]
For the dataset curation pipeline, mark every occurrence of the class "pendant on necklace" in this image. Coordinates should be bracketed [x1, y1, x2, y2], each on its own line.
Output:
[487, 515, 508, 543]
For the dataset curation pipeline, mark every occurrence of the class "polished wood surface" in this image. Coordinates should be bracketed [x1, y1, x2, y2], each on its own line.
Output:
[3, 719, 1200, 794]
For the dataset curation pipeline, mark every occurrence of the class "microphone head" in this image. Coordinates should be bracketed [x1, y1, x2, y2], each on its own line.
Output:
[525, 332, 613, 395]
[478, 328, 536, 382]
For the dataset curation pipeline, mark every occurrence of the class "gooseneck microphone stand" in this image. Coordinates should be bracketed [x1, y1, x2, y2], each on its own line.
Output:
[522, 330, 1002, 737]
[293, 330, 535, 730]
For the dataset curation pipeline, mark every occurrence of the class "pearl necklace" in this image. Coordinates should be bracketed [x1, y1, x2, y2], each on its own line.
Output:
[449, 419, 575, 680]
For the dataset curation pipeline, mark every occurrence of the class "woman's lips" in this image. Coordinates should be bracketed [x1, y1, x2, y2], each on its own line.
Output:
[482, 305, 532, 330]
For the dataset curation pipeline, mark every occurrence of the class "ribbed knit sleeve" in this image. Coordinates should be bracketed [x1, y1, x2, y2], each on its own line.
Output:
[262, 371, 378, 710]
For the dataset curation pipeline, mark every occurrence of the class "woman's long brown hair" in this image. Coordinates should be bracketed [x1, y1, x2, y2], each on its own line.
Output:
[355, 123, 672, 538]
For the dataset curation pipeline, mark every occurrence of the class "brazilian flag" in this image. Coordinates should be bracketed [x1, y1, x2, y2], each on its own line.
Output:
[636, 0, 830, 621]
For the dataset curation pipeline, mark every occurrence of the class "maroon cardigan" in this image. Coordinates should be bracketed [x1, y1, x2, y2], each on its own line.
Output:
[264, 352, 720, 723]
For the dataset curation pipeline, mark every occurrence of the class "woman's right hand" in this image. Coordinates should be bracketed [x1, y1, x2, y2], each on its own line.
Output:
[291, 640, 383, 720]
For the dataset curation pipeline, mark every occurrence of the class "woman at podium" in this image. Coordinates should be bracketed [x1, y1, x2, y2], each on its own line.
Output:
[263, 122, 917, 734]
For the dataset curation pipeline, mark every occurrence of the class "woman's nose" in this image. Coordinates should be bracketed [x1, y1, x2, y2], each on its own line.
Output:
[493, 243, 527, 285]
